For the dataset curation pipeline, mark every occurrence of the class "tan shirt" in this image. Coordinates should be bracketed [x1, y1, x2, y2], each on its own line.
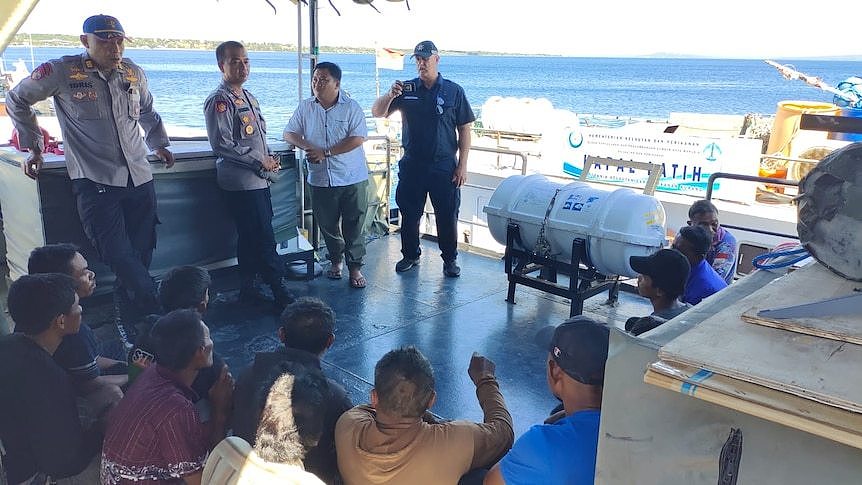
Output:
[335, 377, 513, 485]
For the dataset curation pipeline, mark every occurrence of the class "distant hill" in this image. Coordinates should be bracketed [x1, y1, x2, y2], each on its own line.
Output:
[8, 33, 534, 57]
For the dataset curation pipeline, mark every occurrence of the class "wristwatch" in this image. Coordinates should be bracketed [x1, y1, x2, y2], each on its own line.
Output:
[325, 149, 333, 158]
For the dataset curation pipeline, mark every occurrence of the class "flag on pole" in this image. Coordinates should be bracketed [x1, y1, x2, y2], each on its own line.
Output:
[376, 47, 404, 71]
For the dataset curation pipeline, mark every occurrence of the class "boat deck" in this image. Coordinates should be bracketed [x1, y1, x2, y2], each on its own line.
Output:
[207, 234, 651, 435]
[6, 233, 653, 437]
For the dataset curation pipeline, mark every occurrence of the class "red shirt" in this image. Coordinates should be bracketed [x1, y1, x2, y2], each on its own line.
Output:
[101, 365, 209, 484]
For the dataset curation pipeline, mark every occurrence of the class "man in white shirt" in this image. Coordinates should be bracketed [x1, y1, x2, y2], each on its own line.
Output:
[284, 62, 370, 289]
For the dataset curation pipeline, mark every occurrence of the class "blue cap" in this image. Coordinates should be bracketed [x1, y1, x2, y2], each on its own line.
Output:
[411, 40, 438, 59]
[83, 15, 125, 39]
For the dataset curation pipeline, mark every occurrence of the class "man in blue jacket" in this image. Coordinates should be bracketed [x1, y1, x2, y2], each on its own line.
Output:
[372, 40, 475, 277]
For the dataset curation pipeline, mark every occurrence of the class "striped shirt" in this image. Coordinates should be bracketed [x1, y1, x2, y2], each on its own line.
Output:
[101, 365, 209, 484]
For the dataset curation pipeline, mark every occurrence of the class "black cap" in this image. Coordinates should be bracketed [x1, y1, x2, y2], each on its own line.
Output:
[411, 40, 438, 59]
[535, 316, 609, 386]
[629, 248, 690, 297]
[83, 14, 125, 39]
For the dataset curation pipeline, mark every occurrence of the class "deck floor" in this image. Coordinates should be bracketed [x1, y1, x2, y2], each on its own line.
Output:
[202, 234, 650, 435]
[7, 234, 653, 437]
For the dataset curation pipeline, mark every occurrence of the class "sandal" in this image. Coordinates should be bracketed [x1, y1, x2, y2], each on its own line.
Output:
[326, 266, 343, 279]
[349, 274, 367, 289]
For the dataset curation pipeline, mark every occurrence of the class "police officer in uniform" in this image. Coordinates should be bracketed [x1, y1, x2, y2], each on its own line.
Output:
[204, 41, 294, 310]
[372, 40, 475, 277]
[7, 15, 174, 317]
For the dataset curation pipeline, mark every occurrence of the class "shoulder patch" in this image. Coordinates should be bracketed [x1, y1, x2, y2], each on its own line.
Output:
[216, 100, 228, 113]
[30, 62, 53, 81]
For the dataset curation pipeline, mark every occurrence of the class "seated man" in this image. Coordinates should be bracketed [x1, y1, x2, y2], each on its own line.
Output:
[485, 316, 609, 485]
[233, 297, 351, 484]
[101, 309, 234, 484]
[28, 244, 128, 401]
[203, 367, 327, 484]
[336, 347, 514, 485]
[625, 248, 692, 336]
[0, 274, 103, 483]
[674, 225, 728, 305]
[688, 199, 738, 284]
[127, 265, 225, 400]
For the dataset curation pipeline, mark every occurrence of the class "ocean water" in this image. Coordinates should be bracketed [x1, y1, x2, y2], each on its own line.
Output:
[3, 46, 860, 131]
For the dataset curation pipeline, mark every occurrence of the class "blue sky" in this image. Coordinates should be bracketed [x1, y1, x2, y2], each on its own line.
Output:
[16, 0, 861, 58]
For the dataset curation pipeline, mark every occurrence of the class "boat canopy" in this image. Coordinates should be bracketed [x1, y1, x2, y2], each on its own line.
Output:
[0, 0, 39, 54]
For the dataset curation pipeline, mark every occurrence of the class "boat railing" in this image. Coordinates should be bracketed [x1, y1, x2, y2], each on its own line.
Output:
[469, 145, 531, 175]
[705, 172, 798, 240]
[472, 127, 542, 143]
[299, 135, 395, 248]
[366, 135, 395, 229]
[372, 139, 531, 232]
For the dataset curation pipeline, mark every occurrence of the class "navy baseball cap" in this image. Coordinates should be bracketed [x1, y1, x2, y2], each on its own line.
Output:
[535, 316, 609, 386]
[411, 40, 438, 59]
[83, 15, 125, 39]
[629, 248, 690, 296]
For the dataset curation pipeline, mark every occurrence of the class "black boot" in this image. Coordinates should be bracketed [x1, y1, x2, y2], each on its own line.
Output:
[270, 278, 295, 312]
[239, 275, 273, 305]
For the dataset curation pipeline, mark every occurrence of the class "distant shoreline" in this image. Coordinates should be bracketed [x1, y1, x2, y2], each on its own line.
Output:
[6, 33, 552, 57]
[6, 44, 549, 57]
[7, 34, 862, 60]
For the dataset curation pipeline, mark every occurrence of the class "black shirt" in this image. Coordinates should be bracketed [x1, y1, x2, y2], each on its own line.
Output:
[0, 334, 100, 482]
[232, 347, 353, 485]
[53, 323, 100, 383]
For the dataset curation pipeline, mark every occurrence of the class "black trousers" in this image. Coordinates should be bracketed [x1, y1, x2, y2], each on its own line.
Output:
[395, 166, 460, 262]
[223, 187, 284, 286]
[73, 178, 158, 314]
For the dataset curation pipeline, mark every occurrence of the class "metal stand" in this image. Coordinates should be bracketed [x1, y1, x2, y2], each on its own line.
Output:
[504, 223, 620, 317]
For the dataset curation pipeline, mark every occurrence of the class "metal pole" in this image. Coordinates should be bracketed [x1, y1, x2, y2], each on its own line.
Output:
[374, 43, 380, 98]
[309, 0, 319, 95]
[296, 0, 303, 105]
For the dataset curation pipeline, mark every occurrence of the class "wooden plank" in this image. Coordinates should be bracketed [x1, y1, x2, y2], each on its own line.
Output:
[659, 263, 862, 413]
[741, 312, 862, 346]
[800, 113, 862, 134]
[738, 264, 862, 345]
[644, 361, 862, 450]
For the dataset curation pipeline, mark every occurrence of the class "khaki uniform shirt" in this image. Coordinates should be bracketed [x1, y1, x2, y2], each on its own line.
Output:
[204, 82, 270, 191]
[6, 52, 170, 187]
